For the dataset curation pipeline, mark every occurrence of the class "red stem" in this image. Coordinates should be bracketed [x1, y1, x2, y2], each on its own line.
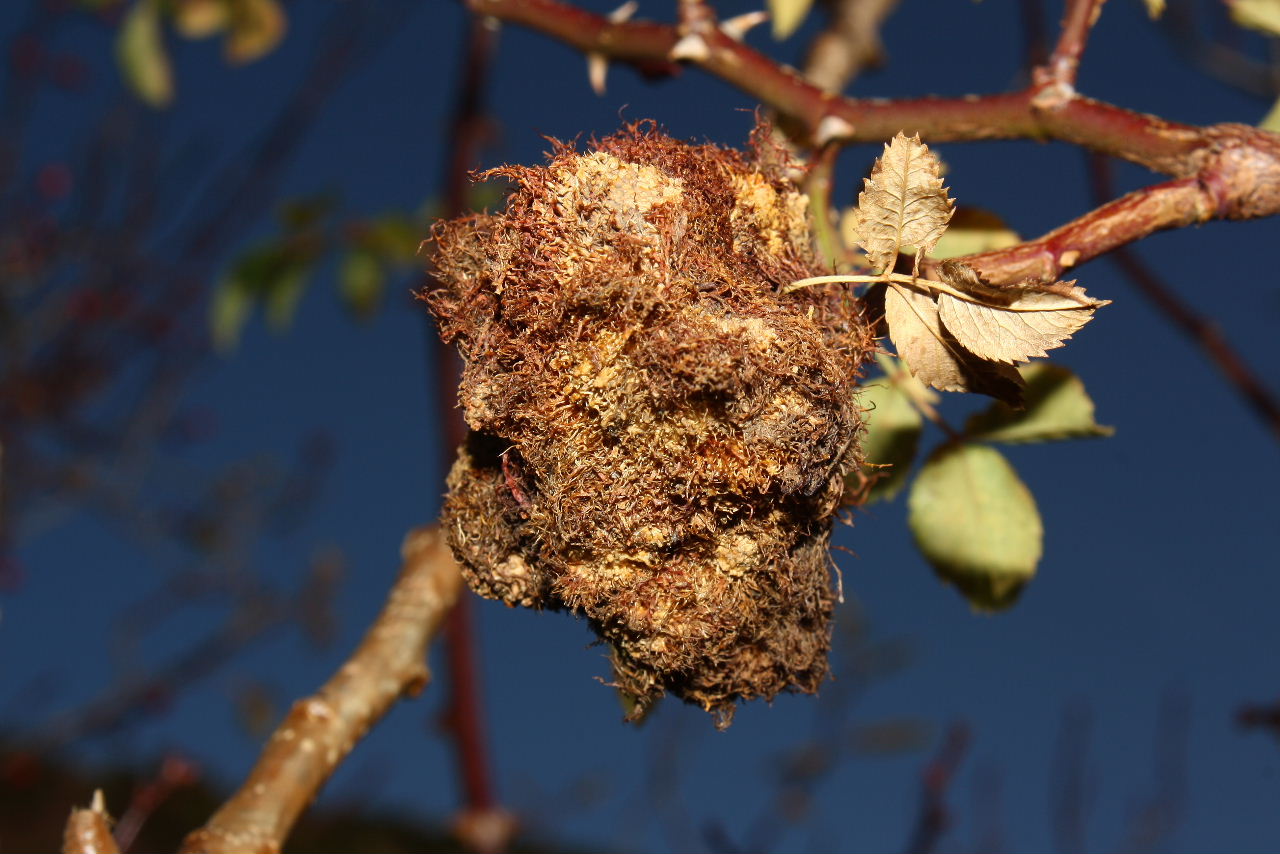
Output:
[432, 11, 500, 817]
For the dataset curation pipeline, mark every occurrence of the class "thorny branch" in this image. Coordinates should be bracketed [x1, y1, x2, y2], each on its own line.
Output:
[178, 527, 462, 854]
[468, 0, 1280, 285]
[1086, 153, 1280, 440]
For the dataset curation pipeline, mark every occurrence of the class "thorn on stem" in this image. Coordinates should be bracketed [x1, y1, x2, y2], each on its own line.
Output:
[669, 33, 710, 62]
[814, 114, 855, 147]
[720, 10, 769, 42]
[587, 52, 609, 94]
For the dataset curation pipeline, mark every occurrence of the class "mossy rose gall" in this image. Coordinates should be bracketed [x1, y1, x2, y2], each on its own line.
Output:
[424, 123, 874, 727]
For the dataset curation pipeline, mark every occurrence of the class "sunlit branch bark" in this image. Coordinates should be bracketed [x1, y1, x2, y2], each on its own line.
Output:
[179, 526, 463, 854]
[948, 173, 1210, 285]
[61, 791, 119, 854]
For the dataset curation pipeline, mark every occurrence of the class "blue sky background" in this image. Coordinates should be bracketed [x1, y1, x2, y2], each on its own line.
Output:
[3, 1, 1280, 852]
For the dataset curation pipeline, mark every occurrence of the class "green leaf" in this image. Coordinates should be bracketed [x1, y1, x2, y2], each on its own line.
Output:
[210, 276, 252, 353]
[929, 207, 1021, 260]
[116, 0, 174, 107]
[852, 375, 924, 503]
[209, 243, 314, 350]
[965, 363, 1114, 444]
[356, 214, 422, 265]
[339, 250, 384, 320]
[1261, 96, 1280, 132]
[768, 0, 814, 39]
[908, 443, 1042, 611]
[1232, 0, 1280, 36]
[278, 193, 338, 231]
[173, 0, 230, 39]
[262, 263, 308, 331]
[225, 0, 287, 65]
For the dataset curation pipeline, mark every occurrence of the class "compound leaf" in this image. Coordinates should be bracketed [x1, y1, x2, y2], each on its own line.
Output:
[934, 260, 1108, 364]
[884, 283, 1024, 405]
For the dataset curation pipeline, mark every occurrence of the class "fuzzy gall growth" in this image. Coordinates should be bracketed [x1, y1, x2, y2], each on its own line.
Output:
[426, 123, 873, 727]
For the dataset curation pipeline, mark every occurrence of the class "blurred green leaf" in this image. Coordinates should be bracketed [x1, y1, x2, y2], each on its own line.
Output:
[768, 0, 814, 39]
[930, 207, 1021, 259]
[225, 0, 287, 65]
[1261, 96, 1280, 132]
[173, 0, 229, 39]
[468, 181, 509, 212]
[356, 214, 422, 265]
[853, 375, 924, 503]
[210, 243, 315, 351]
[210, 276, 252, 353]
[339, 250, 384, 320]
[965, 363, 1114, 444]
[116, 0, 173, 108]
[908, 443, 1042, 611]
[278, 193, 338, 231]
[262, 264, 308, 331]
[1232, 0, 1280, 36]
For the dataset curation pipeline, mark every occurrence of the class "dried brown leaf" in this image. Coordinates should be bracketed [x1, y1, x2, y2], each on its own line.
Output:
[884, 283, 1024, 405]
[857, 133, 954, 274]
[934, 261, 1109, 364]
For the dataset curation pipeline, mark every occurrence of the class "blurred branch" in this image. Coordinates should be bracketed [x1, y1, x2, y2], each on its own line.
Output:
[429, 12, 510, 853]
[112, 754, 201, 852]
[179, 525, 463, 854]
[904, 722, 970, 854]
[801, 0, 900, 93]
[61, 790, 119, 854]
[1237, 699, 1280, 736]
[1119, 691, 1189, 853]
[1162, 0, 1280, 98]
[1049, 703, 1092, 854]
[28, 589, 283, 753]
[175, 2, 411, 265]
